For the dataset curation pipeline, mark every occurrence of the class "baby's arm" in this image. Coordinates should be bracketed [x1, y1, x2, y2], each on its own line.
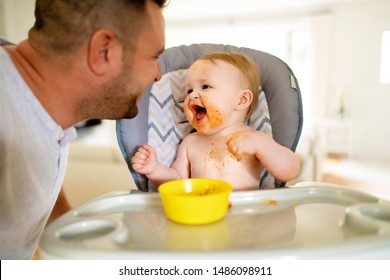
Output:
[131, 144, 181, 186]
[131, 143, 190, 187]
[226, 131, 300, 182]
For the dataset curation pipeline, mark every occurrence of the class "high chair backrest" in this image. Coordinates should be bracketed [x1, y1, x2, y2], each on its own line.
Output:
[116, 44, 303, 191]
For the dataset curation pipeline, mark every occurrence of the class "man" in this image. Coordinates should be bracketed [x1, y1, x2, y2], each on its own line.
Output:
[0, 0, 166, 259]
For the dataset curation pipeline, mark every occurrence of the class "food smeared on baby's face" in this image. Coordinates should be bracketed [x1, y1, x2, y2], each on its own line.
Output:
[184, 58, 245, 135]
[184, 95, 223, 135]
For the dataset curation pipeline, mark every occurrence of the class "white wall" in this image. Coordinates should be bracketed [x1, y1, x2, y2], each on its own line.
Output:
[163, 0, 390, 162]
[0, 0, 35, 43]
[328, 1, 390, 160]
[1, 0, 389, 162]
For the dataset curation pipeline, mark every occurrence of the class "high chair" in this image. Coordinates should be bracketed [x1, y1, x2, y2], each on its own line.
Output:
[116, 44, 303, 191]
[6, 42, 390, 260]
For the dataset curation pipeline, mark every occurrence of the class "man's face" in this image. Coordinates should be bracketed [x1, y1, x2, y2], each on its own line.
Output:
[100, 1, 165, 120]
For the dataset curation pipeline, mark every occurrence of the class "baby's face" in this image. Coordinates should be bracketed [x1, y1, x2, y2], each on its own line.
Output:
[184, 60, 244, 135]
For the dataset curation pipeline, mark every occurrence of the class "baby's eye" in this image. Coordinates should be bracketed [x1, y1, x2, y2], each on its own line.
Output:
[202, 84, 211, 90]
[186, 89, 193, 94]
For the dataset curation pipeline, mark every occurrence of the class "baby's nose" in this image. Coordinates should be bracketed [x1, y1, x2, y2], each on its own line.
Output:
[189, 90, 200, 100]
[190, 95, 199, 100]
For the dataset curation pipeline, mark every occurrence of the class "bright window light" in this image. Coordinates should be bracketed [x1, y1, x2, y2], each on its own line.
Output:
[380, 31, 390, 84]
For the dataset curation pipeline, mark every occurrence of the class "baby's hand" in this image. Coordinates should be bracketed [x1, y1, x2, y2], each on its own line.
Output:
[131, 144, 159, 175]
[225, 131, 258, 161]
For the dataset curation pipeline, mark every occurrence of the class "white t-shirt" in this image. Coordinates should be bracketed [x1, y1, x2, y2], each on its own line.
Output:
[0, 46, 77, 259]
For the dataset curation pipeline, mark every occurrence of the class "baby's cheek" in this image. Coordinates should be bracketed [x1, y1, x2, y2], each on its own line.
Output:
[208, 108, 223, 128]
[183, 101, 193, 122]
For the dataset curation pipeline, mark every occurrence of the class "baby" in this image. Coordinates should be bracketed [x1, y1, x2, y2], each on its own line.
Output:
[131, 52, 300, 190]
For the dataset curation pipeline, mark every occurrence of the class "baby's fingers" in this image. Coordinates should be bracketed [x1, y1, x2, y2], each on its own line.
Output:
[131, 146, 150, 165]
[137, 145, 151, 156]
[226, 139, 242, 161]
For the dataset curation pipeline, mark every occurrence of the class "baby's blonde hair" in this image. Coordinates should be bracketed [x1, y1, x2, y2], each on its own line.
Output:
[198, 51, 261, 119]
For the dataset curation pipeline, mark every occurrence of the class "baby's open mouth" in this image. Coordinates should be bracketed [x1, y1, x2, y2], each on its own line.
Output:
[191, 105, 207, 122]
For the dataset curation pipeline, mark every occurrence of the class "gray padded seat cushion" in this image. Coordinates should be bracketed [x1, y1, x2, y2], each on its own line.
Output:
[117, 44, 303, 191]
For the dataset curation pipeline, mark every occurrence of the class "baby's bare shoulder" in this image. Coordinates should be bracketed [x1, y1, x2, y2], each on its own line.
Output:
[181, 132, 211, 149]
[182, 132, 201, 142]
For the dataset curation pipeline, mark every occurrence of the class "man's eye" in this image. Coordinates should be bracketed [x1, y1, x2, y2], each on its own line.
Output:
[187, 89, 193, 94]
[202, 84, 210, 89]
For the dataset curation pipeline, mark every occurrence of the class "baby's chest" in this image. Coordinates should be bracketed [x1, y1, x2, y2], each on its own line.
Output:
[188, 141, 240, 170]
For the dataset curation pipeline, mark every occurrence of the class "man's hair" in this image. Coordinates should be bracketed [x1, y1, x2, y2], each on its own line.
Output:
[28, 0, 167, 54]
[199, 52, 261, 119]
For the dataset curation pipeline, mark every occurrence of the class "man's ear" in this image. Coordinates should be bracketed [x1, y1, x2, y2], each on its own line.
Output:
[87, 29, 123, 76]
[236, 89, 253, 111]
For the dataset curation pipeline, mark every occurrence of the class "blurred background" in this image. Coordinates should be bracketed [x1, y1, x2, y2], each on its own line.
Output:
[1, 0, 389, 204]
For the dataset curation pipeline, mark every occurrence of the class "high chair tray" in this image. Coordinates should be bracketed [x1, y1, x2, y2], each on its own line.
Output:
[40, 185, 390, 259]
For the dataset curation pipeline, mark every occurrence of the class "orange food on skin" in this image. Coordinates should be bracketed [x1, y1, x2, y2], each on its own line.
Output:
[262, 199, 278, 205]
[184, 96, 224, 135]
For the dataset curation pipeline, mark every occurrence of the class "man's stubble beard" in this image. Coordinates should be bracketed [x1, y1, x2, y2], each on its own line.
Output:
[107, 61, 140, 120]
[79, 62, 141, 121]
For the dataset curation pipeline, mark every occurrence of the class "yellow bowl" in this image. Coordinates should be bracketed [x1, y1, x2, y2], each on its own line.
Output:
[158, 178, 233, 225]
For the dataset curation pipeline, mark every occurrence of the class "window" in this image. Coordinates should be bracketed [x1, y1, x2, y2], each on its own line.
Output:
[380, 31, 390, 84]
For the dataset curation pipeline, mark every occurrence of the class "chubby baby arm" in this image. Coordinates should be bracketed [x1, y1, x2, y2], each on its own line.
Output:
[226, 131, 300, 182]
[131, 144, 159, 175]
[131, 144, 182, 187]
[226, 130, 258, 161]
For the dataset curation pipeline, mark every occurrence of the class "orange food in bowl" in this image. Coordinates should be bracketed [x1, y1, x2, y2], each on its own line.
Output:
[158, 178, 233, 225]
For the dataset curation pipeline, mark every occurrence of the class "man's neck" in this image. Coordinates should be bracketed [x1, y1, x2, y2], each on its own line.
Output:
[4, 41, 81, 129]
